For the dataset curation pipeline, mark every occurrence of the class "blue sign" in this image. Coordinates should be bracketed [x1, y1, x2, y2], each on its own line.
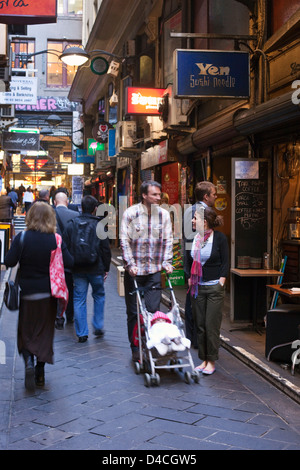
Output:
[76, 149, 95, 164]
[108, 128, 116, 157]
[174, 49, 250, 99]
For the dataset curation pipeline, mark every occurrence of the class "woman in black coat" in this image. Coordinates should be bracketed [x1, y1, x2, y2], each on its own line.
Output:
[5, 202, 73, 391]
[186, 206, 229, 375]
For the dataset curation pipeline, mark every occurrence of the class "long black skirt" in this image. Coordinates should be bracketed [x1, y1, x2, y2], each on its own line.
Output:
[18, 296, 57, 364]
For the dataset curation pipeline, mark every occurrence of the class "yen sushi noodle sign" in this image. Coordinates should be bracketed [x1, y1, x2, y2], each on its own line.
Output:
[174, 49, 250, 99]
[0, 0, 57, 24]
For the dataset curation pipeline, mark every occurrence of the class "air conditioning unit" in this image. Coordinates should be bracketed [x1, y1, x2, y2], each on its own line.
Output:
[159, 85, 190, 129]
[125, 39, 135, 57]
[146, 116, 166, 140]
[115, 121, 136, 154]
[0, 67, 9, 82]
[0, 105, 15, 117]
[95, 149, 108, 167]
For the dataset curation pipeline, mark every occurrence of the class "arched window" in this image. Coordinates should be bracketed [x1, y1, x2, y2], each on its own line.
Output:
[139, 55, 153, 86]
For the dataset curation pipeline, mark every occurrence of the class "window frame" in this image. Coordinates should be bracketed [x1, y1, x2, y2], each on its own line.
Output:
[46, 40, 81, 88]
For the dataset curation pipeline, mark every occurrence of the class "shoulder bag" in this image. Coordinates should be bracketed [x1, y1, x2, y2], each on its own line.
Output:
[49, 233, 69, 316]
[4, 231, 25, 311]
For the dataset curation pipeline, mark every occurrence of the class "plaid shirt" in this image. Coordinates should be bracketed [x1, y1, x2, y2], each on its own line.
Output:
[120, 202, 173, 275]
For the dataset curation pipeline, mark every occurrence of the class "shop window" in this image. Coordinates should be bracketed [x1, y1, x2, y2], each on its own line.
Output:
[98, 98, 105, 121]
[47, 40, 81, 88]
[139, 55, 153, 86]
[193, 0, 249, 50]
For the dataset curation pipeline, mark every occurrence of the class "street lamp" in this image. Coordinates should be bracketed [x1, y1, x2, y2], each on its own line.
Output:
[46, 114, 63, 126]
[40, 125, 84, 148]
[59, 46, 124, 67]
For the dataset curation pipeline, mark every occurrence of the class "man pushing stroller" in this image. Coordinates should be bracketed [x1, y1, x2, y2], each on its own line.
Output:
[120, 180, 173, 362]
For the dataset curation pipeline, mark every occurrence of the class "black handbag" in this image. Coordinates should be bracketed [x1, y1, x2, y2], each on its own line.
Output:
[4, 279, 20, 310]
[4, 231, 25, 311]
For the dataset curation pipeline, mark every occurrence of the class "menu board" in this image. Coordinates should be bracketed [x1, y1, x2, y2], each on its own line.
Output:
[232, 159, 270, 264]
[231, 158, 271, 321]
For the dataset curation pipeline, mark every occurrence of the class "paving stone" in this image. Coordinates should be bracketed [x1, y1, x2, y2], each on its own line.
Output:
[1, 264, 300, 451]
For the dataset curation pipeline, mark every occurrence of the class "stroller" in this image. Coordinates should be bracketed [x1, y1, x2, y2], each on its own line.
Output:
[132, 275, 200, 387]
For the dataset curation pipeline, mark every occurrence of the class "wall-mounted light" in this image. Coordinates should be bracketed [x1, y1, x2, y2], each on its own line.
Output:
[59, 46, 124, 69]
[59, 46, 90, 66]
[14, 46, 125, 75]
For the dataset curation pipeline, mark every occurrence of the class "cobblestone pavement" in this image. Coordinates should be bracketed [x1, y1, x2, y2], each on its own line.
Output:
[1, 264, 300, 451]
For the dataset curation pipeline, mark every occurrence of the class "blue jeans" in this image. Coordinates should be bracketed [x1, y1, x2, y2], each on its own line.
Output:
[73, 273, 105, 338]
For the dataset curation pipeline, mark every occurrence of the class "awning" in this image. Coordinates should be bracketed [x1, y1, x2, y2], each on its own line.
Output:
[233, 90, 300, 135]
[177, 107, 248, 155]
[177, 90, 300, 155]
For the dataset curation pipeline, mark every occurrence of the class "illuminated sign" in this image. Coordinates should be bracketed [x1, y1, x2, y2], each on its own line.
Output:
[126, 87, 165, 115]
[10, 128, 39, 134]
[0, 0, 57, 25]
[87, 139, 105, 155]
[67, 164, 84, 176]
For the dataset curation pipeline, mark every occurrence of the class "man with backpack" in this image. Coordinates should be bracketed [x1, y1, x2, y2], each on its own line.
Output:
[64, 195, 111, 343]
[54, 191, 79, 328]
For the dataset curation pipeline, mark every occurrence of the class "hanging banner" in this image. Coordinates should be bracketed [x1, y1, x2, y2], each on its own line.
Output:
[0, 0, 57, 24]
[174, 49, 250, 98]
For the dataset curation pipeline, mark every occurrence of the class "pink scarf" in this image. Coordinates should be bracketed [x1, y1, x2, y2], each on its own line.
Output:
[189, 229, 212, 298]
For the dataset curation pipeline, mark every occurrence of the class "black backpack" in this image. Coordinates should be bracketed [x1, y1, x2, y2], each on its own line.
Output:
[71, 217, 99, 266]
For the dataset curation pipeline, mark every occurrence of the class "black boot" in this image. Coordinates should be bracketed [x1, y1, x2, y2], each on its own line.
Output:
[35, 362, 45, 386]
[23, 351, 35, 391]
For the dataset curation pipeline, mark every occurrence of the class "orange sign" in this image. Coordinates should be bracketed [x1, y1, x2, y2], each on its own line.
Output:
[0, 0, 57, 24]
[126, 87, 165, 115]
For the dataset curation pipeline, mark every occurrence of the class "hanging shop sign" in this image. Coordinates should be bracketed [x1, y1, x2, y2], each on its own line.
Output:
[0, 0, 57, 24]
[76, 149, 95, 164]
[126, 87, 165, 116]
[108, 129, 116, 157]
[174, 49, 250, 99]
[2, 131, 40, 152]
[92, 121, 113, 143]
[87, 139, 105, 156]
[141, 140, 173, 170]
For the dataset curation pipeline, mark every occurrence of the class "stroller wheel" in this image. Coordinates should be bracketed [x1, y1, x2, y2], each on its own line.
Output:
[153, 373, 160, 386]
[184, 371, 192, 384]
[192, 370, 200, 383]
[134, 362, 141, 375]
[144, 373, 151, 387]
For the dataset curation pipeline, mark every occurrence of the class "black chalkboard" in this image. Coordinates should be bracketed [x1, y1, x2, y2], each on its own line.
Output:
[234, 159, 270, 264]
[231, 159, 271, 322]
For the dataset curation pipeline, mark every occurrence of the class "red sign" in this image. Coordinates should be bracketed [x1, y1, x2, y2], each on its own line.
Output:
[161, 163, 179, 206]
[0, 0, 57, 25]
[126, 87, 165, 116]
